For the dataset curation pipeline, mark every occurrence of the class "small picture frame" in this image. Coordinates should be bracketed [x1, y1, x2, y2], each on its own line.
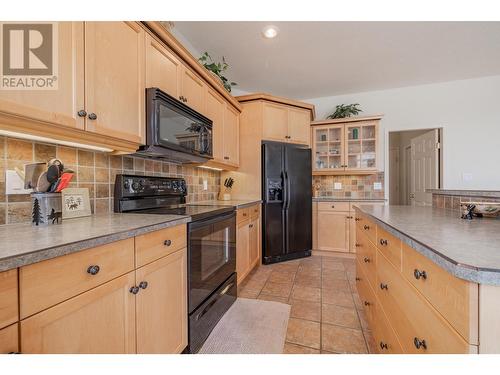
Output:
[61, 188, 91, 219]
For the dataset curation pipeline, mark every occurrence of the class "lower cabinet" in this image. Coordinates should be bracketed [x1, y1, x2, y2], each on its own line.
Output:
[136, 249, 187, 354]
[21, 272, 137, 354]
[317, 210, 349, 252]
[236, 204, 261, 284]
[236, 219, 250, 284]
[0, 323, 19, 354]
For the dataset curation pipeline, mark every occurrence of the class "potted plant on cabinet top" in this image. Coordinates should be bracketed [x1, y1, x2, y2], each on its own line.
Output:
[326, 104, 362, 119]
[198, 52, 237, 93]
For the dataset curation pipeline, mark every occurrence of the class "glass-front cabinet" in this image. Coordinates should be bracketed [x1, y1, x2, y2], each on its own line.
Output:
[311, 116, 381, 174]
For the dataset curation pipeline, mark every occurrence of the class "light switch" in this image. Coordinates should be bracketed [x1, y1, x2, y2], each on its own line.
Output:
[334, 182, 342, 190]
[203, 179, 208, 190]
[462, 173, 473, 182]
[373, 182, 382, 190]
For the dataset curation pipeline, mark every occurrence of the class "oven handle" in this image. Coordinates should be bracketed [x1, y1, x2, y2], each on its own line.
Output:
[188, 211, 236, 231]
[195, 282, 235, 321]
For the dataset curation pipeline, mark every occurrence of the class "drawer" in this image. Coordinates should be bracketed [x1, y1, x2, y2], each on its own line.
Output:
[249, 204, 261, 219]
[135, 224, 187, 267]
[376, 251, 476, 353]
[402, 242, 478, 344]
[355, 230, 376, 290]
[355, 212, 376, 245]
[237, 208, 250, 223]
[0, 323, 18, 354]
[0, 269, 18, 329]
[318, 201, 350, 212]
[376, 225, 402, 270]
[355, 260, 376, 327]
[20, 238, 134, 319]
[372, 301, 404, 354]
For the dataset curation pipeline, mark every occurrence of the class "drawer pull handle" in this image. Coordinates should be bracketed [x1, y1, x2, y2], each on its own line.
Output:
[164, 239, 172, 246]
[379, 342, 388, 350]
[414, 269, 427, 280]
[413, 337, 427, 350]
[87, 265, 100, 275]
[249, 224, 253, 228]
[355, 243, 361, 247]
[355, 277, 361, 281]
[355, 218, 361, 222]
[243, 213, 247, 216]
[363, 257, 370, 263]
[380, 283, 388, 290]
[77, 110, 87, 117]
[129, 286, 140, 295]
[139, 281, 148, 290]
[331, 205, 335, 208]
[379, 239, 388, 246]
[88, 112, 97, 120]
[364, 225, 370, 230]
[364, 301, 370, 306]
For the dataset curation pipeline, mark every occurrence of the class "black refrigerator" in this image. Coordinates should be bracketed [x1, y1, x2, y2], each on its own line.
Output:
[262, 141, 312, 264]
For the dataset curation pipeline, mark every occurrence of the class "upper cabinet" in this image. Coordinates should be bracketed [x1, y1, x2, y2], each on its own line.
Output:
[84, 22, 145, 144]
[179, 66, 206, 115]
[223, 104, 240, 166]
[311, 116, 382, 175]
[262, 101, 311, 146]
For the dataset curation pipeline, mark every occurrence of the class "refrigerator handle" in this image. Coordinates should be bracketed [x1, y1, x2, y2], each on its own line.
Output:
[281, 171, 287, 209]
[284, 171, 291, 210]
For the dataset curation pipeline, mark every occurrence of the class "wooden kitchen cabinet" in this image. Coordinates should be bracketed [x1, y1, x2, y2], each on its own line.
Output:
[21, 272, 136, 354]
[236, 219, 250, 284]
[145, 33, 181, 98]
[262, 101, 311, 145]
[288, 107, 312, 145]
[136, 248, 187, 354]
[0, 269, 18, 329]
[223, 104, 240, 166]
[0, 323, 19, 354]
[180, 66, 206, 115]
[236, 204, 261, 284]
[311, 115, 381, 175]
[206, 87, 226, 163]
[248, 217, 260, 269]
[317, 210, 349, 253]
[84, 21, 145, 144]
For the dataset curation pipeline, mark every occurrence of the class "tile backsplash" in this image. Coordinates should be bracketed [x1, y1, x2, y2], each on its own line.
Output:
[432, 193, 500, 211]
[313, 172, 385, 199]
[0, 136, 220, 225]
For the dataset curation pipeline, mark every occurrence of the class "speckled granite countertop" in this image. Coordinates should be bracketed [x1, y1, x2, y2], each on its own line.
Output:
[313, 197, 386, 202]
[0, 213, 190, 272]
[193, 199, 262, 209]
[355, 204, 500, 285]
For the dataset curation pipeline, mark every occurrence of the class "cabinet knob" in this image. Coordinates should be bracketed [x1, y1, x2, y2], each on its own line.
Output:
[331, 205, 335, 208]
[379, 239, 388, 246]
[77, 110, 87, 117]
[414, 269, 427, 280]
[139, 281, 148, 290]
[364, 225, 370, 230]
[249, 224, 253, 228]
[413, 337, 427, 350]
[355, 277, 361, 281]
[87, 265, 100, 275]
[164, 239, 172, 246]
[379, 342, 388, 350]
[364, 301, 370, 306]
[88, 113, 97, 120]
[243, 213, 247, 216]
[224, 156, 229, 160]
[129, 286, 140, 295]
[355, 218, 361, 222]
[380, 283, 388, 290]
[355, 243, 361, 247]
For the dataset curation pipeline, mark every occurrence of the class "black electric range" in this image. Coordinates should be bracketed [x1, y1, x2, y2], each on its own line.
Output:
[114, 174, 237, 354]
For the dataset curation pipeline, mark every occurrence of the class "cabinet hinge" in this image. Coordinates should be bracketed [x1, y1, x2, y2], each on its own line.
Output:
[435, 142, 441, 150]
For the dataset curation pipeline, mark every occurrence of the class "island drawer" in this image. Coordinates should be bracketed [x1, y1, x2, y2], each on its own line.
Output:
[356, 212, 376, 245]
[0, 269, 18, 329]
[135, 224, 187, 267]
[372, 301, 404, 354]
[318, 201, 350, 212]
[376, 225, 402, 271]
[20, 238, 134, 318]
[376, 251, 475, 353]
[0, 323, 19, 354]
[249, 204, 260, 219]
[355, 230, 377, 290]
[355, 259, 376, 327]
[401, 242, 478, 344]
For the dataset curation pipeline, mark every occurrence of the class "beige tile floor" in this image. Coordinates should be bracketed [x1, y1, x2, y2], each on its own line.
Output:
[238, 255, 377, 354]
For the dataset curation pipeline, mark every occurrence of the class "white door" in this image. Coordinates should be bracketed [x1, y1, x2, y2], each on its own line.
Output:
[410, 130, 439, 206]
[389, 147, 400, 205]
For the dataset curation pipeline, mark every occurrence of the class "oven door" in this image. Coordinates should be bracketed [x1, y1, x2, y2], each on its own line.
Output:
[188, 211, 236, 313]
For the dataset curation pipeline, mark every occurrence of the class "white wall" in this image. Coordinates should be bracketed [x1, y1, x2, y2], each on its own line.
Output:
[302, 75, 500, 194]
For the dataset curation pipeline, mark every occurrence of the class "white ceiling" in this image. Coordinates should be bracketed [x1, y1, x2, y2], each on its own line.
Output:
[173, 21, 500, 99]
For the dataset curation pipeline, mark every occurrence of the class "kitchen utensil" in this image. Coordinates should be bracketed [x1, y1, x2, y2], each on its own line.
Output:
[55, 172, 74, 192]
[47, 164, 61, 184]
[24, 163, 46, 190]
[36, 171, 52, 193]
[47, 158, 64, 174]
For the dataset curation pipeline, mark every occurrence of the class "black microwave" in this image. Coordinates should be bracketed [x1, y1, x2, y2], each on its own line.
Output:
[136, 88, 213, 163]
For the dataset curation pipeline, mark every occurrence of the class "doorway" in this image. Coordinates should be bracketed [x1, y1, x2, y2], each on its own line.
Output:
[388, 128, 442, 206]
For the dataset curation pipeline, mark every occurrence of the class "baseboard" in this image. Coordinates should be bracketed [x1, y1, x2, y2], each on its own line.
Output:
[312, 250, 355, 259]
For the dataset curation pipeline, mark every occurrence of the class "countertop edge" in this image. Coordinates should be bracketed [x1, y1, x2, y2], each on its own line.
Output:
[354, 204, 500, 286]
[0, 216, 191, 272]
[313, 198, 386, 202]
[427, 189, 500, 199]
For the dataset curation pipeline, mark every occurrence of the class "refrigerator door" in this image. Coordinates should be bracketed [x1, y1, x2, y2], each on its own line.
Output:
[262, 142, 286, 261]
[284, 145, 312, 255]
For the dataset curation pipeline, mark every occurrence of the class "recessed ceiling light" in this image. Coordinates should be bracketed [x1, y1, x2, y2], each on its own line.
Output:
[262, 25, 279, 39]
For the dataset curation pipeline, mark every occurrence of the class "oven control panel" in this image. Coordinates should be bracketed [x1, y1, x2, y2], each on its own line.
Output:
[115, 174, 187, 197]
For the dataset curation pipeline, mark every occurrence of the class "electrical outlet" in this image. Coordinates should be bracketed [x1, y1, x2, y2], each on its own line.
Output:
[6, 170, 33, 195]
[373, 182, 382, 190]
[462, 173, 473, 182]
[334, 182, 342, 190]
[203, 179, 208, 191]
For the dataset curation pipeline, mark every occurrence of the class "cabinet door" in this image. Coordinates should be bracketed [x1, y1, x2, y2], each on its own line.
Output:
[145, 34, 181, 98]
[236, 221, 250, 284]
[0, 323, 18, 354]
[205, 88, 225, 163]
[262, 102, 288, 142]
[317, 211, 349, 252]
[223, 104, 239, 165]
[312, 125, 345, 172]
[288, 107, 311, 145]
[349, 212, 356, 253]
[0, 22, 84, 130]
[21, 272, 136, 354]
[248, 218, 259, 268]
[136, 249, 187, 354]
[180, 66, 205, 115]
[344, 122, 378, 171]
[85, 21, 145, 144]
[0, 269, 18, 329]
